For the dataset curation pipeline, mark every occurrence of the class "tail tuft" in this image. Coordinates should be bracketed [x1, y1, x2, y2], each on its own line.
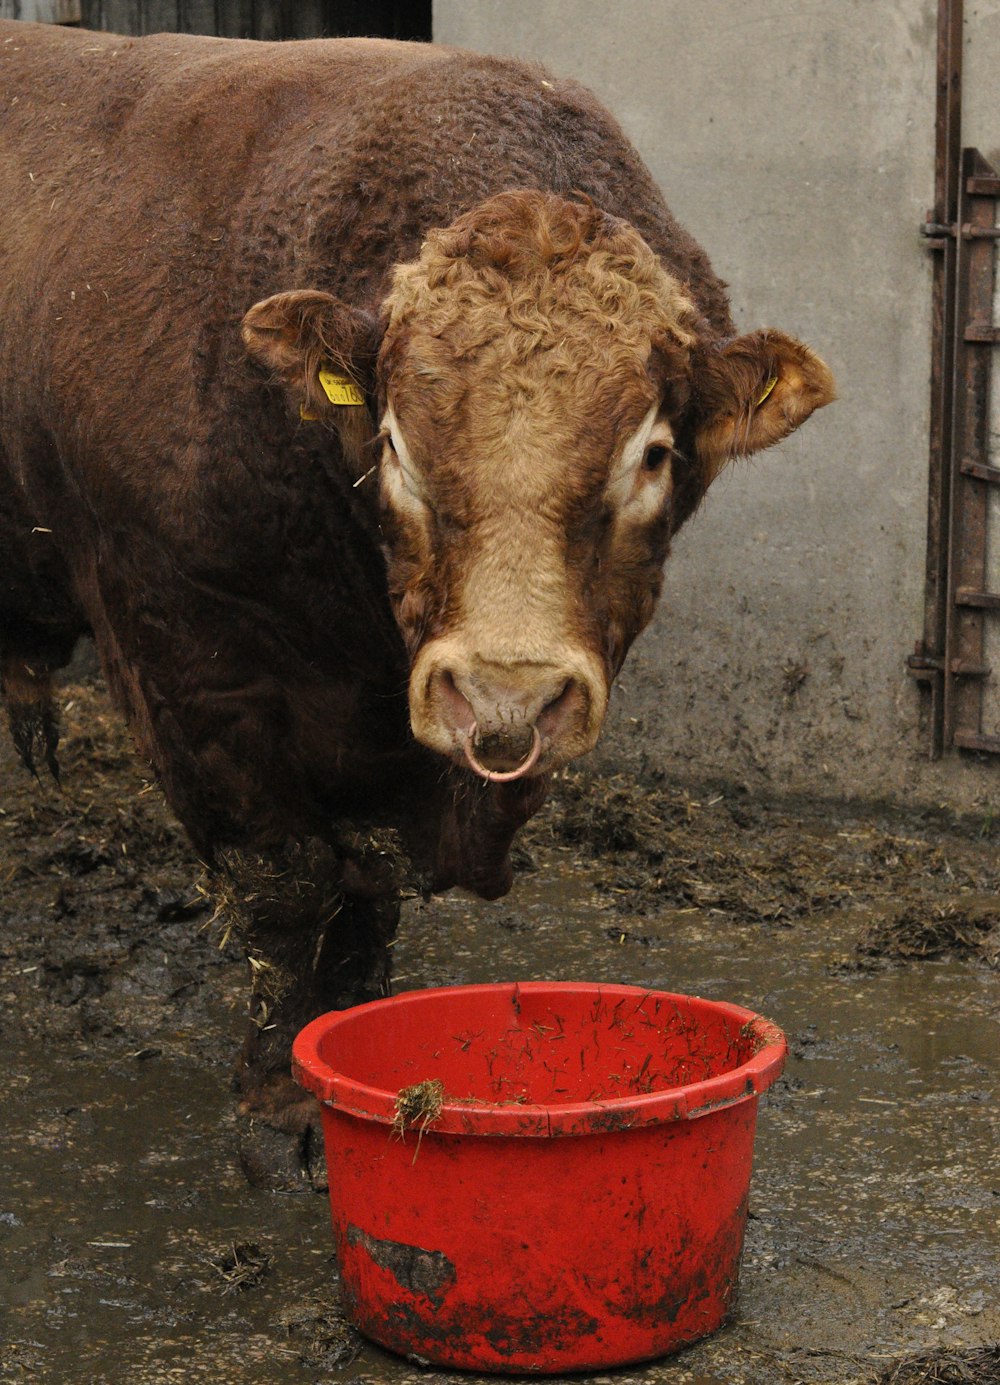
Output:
[1, 654, 61, 781]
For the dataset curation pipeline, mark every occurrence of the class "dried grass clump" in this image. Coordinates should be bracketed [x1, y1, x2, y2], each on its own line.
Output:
[860, 904, 1000, 969]
[209, 1240, 271, 1295]
[275, 1297, 364, 1368]
[392, 1078, 445, 1162]
[537, 772, 684, 854]
[871, 1345, 1000, 1384]
[393, 1078, 445, 1134]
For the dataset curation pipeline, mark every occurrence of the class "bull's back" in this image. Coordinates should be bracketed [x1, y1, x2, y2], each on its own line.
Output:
[0, 23, 728, 341]
[0, 23, 443, 174]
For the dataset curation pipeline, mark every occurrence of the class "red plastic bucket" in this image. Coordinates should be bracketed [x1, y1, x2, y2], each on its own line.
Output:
[293, 981, 786, 1374]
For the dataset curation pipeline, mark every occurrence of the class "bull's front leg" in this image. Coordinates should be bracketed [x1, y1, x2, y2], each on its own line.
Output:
[212, 834, 403, 1190]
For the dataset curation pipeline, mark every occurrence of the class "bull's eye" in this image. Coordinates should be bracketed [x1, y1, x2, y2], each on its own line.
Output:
[380, 421, 429, 512]
[642, 443, 671, 473]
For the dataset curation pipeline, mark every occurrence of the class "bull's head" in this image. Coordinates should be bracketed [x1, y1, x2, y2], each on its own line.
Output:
[243, 191, 834, 782]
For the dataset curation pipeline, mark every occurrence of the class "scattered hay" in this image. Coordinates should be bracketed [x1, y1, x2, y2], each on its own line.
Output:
[860, 904, 1000, 969]
[536, 771, 686, 854]
[871, 1345, 1000, 1383]
[208, 1240, 271, 1294]
[524, 769, 1000, 930]
[209, 842, 343, 957]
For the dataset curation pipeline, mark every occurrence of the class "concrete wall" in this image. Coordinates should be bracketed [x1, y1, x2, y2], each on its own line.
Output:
[433, 0, 1000, 809]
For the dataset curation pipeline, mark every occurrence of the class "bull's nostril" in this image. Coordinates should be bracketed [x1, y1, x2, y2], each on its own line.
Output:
[538, 678, 586, 739]
[434, 668, 477, 737]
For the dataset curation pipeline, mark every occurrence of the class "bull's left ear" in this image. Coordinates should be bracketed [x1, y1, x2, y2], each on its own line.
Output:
[692, 330, 836, 482]
[241, 290, 381, 469]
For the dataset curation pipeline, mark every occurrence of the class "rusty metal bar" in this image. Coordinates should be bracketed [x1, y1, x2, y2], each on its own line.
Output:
[960, 458, 1000, 483]
[912, 2, 1000, 758]
[954, 729, 1000, 753]
[925, 223, 1000, 242]
[964, 322, 1000, 342]
[956, 587, 1000, 610]
[943, 148, 999, 751]
[908, 647, 942, 678]
[913, 0, 965, 755]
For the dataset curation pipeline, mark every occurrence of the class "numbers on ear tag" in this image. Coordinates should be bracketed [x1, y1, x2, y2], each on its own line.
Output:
[318, 368, 364, 406]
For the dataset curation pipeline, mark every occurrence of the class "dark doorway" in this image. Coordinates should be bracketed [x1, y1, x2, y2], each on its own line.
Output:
[79, 1, 430, 41]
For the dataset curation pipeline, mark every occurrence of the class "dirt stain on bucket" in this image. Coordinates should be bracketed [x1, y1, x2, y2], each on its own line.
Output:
[345, 1225, 456, 1308]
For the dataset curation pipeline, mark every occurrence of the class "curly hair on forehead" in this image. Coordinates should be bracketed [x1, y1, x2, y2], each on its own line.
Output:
[433, 189, 615, 274]
[383, 188, 700, 359]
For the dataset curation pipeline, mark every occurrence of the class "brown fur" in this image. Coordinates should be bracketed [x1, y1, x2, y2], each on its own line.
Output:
[0, 23, 833, 1147]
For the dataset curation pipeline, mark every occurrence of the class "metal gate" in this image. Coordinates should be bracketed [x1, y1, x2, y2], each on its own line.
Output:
[910, 0, 1000, 759]
[77, 0, 429, 40]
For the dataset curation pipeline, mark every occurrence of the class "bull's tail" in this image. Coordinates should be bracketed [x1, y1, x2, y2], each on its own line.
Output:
[0, 614, 81, 781]
[1, 649, 62, 781]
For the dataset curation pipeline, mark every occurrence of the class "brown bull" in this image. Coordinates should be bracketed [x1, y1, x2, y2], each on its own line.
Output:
[0, 22, 833, 1184]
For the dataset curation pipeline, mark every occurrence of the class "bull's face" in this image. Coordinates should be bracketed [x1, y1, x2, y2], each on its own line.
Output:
[243, 192, 834, 782]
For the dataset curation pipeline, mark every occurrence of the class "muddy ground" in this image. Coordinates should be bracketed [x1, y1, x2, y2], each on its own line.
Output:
[1, 676, 999, 1385]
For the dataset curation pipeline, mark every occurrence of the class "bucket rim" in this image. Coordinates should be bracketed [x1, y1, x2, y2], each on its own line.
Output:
[292, 981, 786, 1138]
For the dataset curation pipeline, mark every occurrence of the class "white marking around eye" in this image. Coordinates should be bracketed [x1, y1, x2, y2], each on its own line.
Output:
[381, 405, 428, 516]
[605, 405, 674, 523]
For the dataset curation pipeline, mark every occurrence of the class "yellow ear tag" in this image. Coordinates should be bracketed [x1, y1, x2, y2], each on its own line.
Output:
[757, 375, 778, 407]
[318, 368, 364, 406]
[299, 368, 365, 421]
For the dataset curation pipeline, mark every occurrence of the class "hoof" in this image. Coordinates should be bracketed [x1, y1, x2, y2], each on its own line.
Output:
[235, 1094, 328, 1193]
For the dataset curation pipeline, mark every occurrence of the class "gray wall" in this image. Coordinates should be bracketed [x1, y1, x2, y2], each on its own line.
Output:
[434, 0, 1000, 809]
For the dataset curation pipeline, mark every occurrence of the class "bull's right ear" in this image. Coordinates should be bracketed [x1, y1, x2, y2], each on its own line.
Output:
[691, 329, 836, 484]
[241, 290, 382, 469]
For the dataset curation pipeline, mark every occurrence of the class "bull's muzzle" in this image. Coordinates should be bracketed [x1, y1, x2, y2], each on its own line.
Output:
[408, 645, 607, 778]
